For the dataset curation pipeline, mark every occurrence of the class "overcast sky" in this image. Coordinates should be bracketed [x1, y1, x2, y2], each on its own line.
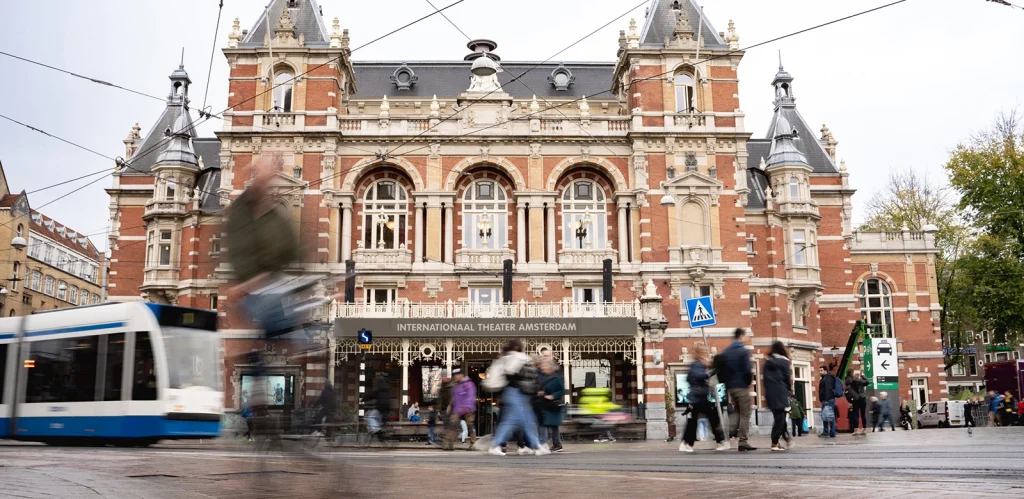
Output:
[1, 0, 1021, 251]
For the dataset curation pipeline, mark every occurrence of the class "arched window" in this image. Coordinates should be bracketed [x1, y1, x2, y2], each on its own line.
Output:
[8, 309, 15, 317]
[43, 276, 55, 296]
[859, 278, 895, 337]
[273, 71, 294, 112]
[16, 224, 23, 238]
[56, 280, 67, 301]
[462, 180, 508, 250]
[80, 291, 90, 306]
[30, 270, 41, 291]
[561, 179, 608, 250]
[11, 262, 19, 291]
[69, 285, 79, 305]
[362, 180, 408, 250]
[674, 73, 696, 113]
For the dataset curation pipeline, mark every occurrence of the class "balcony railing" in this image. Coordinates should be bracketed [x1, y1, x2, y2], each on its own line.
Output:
[143, 200, 188, 218]
[455, 248, 515, 269]
[558, 248, 619, 270]
[331, 299, 642, 319]
[333, 115, 632, 137]
[352, 248, 413, 271]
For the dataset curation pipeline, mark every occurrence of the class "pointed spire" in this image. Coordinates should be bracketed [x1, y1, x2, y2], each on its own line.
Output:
[154, 112, 198, 169]
[228, 18, 242, 49]
[626, 18, 640, 49]
[167, 64, 192, 106]
[766, 114, 808, 169]
[771, 54, 796, 108]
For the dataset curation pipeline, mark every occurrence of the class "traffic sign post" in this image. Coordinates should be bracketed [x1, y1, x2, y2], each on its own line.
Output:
[683, 296, 726, 434]
[863, 337, 899, 391]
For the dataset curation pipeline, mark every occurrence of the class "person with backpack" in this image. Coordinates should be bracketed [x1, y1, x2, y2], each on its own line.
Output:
[845, 370, 869, 436]
[719, 328, 756, 451]
[482, 340, 549, 456]
[817, 365, 841, 438]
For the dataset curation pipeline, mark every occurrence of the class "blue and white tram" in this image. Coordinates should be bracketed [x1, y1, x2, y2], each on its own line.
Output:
[1, 302, 224, 445]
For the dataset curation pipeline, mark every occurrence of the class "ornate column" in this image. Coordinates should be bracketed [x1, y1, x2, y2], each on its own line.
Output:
[517, 206, 526, 264]
[444, 338, 454, 373]
[341, 202, 353, 261]
[414, 205, 424, 262]
[638, 279, 668, 441]
[562, 338, 572, 405]
[617, 205, 629, 264]
[545, 204, 556, 263]
[401, 339, 410, 409]
[444, 205, 454, 263]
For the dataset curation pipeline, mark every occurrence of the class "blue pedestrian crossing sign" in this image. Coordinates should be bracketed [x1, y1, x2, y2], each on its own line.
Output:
[685, 296, 717, 328]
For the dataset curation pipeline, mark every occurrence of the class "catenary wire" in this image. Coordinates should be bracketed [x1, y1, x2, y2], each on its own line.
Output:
[0, 51, 165, 102]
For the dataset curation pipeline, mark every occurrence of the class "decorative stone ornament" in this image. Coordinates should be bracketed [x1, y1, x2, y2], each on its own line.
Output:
[227, 18, 242, 49]
[390, 63, 418, 91]
[626, 19, 640, 49]
[330, 18, 343, 48]
[725, 19, 740, 50]
[548, 63, 575, 91]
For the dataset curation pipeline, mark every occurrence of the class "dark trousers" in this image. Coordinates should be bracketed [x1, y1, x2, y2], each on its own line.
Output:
[771, 409, 788, 445]
[875, 413, 894, 431]
[851, 399, 868, 429]
[539, 425, 562, 449]
[791, 418, 803, 436]
[683, 402, 724, 446]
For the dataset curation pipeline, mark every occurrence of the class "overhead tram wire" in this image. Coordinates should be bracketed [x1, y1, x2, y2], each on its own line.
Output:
[200, 1, 226, 116]
[0, 51, 166, 103]
[385, 0, 911, 160]
[383, 0, 651, 158]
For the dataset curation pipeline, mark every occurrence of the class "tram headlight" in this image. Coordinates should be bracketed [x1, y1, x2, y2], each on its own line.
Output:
[172, 405, 185, 412]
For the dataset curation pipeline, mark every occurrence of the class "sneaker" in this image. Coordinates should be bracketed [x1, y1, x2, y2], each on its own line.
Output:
[679, 443, 694, 453]
[715, 441, 730, 451]
[818, 433, 829, 438]
[770, 444, 786, 452]
[488, 447, 506, 457]
[552, 446, 564, 453]
[738, 444, 757, 452]
[535, 447, 551, 456]
[517, 447, 535, 456]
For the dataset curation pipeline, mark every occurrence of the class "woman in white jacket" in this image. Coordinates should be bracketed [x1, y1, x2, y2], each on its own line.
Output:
[483, 340, 549, 456]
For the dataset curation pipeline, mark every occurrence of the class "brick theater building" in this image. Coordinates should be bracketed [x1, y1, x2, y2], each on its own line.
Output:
[107, 0, 943, 438]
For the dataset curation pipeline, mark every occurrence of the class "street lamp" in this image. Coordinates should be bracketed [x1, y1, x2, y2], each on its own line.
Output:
[575, 215, 591, 249]
[477, 215, 492, 249]
[10, 236, 27, 251]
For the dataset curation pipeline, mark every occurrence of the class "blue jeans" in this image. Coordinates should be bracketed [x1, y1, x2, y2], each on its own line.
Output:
[492, 387, 541, 449]
[822, 400, 836, 436]
[428, 424, 436, 443]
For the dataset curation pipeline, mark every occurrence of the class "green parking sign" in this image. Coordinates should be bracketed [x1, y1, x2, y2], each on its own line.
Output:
[863, 337, 899, 391]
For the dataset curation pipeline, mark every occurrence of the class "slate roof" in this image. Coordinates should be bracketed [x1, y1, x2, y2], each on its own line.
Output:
[640, 0, 727, 49]
[122, 103, 193, 175]
[242, 0, 329, 47]
[352, 62, 617, 100]
[193, 138, 223, 213]
[764, 105, 838, 174]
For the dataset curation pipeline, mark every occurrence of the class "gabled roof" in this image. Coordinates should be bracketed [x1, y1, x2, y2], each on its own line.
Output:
[352, 61, 616, 100]
[242, 0, 329, 47]
[29, 210, 100, 259]
[640, 0, 727, 49]
[0, 193, 20, 208]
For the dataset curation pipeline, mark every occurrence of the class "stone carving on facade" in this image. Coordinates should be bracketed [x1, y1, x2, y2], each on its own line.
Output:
[423, 277, 443, 299]
[461, 109, 476, 128]
[706, 137, 717, 154]
[251, 137, 262, 154]
[329, 18, 343, 48]
[479, 144, 490, 160]
[428, 143, 441, 158]
[870, 263, 879, 277]
[725, 19, 740, 50]
[644, 279, 659, 298]
[580, 144, 591, 161]
[529, 143, 542, 159]
[529, 277, 547, 298]
[626, 19, 640, 49]
[429, 95, 440, 117]
[228, 18, 242, 49]
[293, 136, 304, 153]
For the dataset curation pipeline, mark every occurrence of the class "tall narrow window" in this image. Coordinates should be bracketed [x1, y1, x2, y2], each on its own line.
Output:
[561, 180, 607, 250]
[159, 231, 172, 266]
[166, 179, 177, 200]
[16, 224, 23, 238]
[30, 270, 41, 291]
[462, 180, 509, 250]
[43, 276, 55, 296]
[674, 73, 696, 113]
[789, 177, 799, 200]
[11, 262, 19, 291]
[859, 278, 895, 337]
[57, 281, 67, 301]
[792, 229, 807, 265]
[104, 333, 125, 401]
[361, 180, 408, 250]
[273, 71, 294, 112]
[69, 285, 78, 304]
[133, 332, 158, 401]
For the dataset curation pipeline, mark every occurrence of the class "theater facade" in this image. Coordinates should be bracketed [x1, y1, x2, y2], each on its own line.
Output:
[106, 0, 943, 439]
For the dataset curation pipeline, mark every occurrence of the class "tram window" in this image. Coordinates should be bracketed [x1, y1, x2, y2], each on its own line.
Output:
[25, 336, 99, 403]
[104, 333, 125, 401]
[132, 332, 157, 401]
[0, 344, 7, 400]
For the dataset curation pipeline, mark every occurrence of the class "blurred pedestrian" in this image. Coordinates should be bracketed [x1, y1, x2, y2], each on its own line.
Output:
[446, 369, 477, 450]
[407, 402, 420, 421]
[964, 398, 976, 435]
[366, 374, 391, 435]
[875, 392, 895, 431]
[697, 417, 709, 441]
[998, 391, 1017, 427]
[763, 341, 793, 451]
[679, 342, 729, 453]
[987, 390, 1000, 426]
[483, 340, 548, 456]
[789, 394, 806, 437]
[537, 357, 566, 452]
[425, 405, 438, 446]
[900, 401, 913, 430]
[870, 397, 881, 431]
[718, 328, 755, 451]
[817, 366, 839, 438]
[1017, 398, 1024, 426]
[845, 370, 869, 436]
[241, 393, 254, 443]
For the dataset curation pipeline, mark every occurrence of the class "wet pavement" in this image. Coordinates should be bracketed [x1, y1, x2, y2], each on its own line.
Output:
[1, 426, 1022, 498]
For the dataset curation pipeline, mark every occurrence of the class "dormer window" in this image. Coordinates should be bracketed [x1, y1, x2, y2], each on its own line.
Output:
[548, 64, 575, 91]
[674, 73, 695, 113]
[273, 71, 294, 112]
[390, 63, 418, 91]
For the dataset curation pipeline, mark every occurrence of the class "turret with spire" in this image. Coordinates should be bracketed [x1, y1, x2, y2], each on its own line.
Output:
[772, 56, 796, 109]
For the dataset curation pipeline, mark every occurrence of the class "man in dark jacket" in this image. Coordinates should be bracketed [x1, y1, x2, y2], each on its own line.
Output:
[845, 370, 869, 436]
[720, 328, 756, 451]
[818, 366, 838, 437]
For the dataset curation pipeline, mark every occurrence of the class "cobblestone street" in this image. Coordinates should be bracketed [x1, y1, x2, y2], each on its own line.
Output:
[2, 427, 1022, 498]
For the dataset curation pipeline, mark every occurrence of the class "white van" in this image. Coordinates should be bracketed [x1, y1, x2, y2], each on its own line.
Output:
[917, 400, 966, 428]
